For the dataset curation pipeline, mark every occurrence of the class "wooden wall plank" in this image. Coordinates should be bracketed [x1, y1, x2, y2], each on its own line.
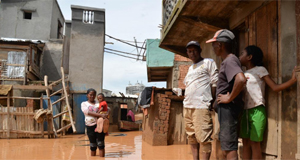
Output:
[245, 17, 249, 48]
[256, 5, 268, 66]
[40, 96, 44, 138]
[263, 1, 279, 156]
[243, 1, 279, 156]
[248, 12, 256, 45]
[0, 106, 2, 138]
[0, 104, 43, 138]
[296, 0, 300, 158]
[7, 94, 10, 138]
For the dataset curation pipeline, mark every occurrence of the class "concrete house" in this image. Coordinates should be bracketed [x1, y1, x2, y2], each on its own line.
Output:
[159, 0, 300, 159]
[0, 0, 65, 82]
[0, 0, 64, 41]
[0, 0, 65, 108]
[66, 5, 105, 93]
[64, 5, 106, 134]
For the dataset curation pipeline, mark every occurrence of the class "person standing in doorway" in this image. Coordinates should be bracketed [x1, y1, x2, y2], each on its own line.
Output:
[183, 41, 218, 160]
[206, 29, 247, 160]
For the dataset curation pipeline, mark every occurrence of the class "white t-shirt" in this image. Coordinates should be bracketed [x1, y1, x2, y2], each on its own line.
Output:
[183, 58, 218, 109]
[244, 66, 269, 109]
[81, 101, 100, 126]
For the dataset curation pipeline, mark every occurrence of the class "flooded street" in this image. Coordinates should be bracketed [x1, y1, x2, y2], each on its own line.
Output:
[0, 131, 193, 160]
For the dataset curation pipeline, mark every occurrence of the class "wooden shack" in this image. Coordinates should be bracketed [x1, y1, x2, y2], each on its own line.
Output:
[160, 0, 300, 159]
[0, 85, 45, 138]
[0, 38, 44, 83]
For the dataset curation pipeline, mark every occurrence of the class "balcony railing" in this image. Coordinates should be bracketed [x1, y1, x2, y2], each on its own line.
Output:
[163, 0, 179, 26]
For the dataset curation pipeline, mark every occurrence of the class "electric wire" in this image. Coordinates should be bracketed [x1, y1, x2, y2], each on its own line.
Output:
[105, 34, 146, 49]
[105, 51, 143, 61]
[104, 48, 138, 56]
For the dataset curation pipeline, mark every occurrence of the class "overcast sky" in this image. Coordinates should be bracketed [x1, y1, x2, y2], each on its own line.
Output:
[57, 0, 166, 94]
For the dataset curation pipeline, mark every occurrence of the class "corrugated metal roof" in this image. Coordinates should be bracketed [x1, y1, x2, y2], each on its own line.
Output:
[111, 92, 138, 98]
[0, 37, 46, 44]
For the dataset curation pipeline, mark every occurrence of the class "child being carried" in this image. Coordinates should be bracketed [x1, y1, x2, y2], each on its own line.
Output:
[95, 93, 110, 133]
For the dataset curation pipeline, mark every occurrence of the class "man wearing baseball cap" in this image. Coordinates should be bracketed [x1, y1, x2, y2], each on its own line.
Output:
[206, 29, 246, 160]
[183, 41, 218, 160]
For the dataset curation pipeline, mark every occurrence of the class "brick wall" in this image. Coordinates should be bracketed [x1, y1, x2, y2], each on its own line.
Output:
[143, 91, 173, 146]
[172, 54, 192, 89]
[178, 64, 190, 89]
[174, 54, 191, 62]
[172, 61, 192, 89]
[153, 92, 172, 135]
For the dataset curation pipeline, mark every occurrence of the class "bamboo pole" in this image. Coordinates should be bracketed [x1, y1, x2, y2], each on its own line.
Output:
[0, 112, 34, 116]
[0, 105, 3, 138]
[48, 79, 62, 87]
[12, 97, 47, 100]
[50, 89, 63, 97]
[24, 107, 27, 137]
[53, 110, 69, 119]
[51, 96, 66, 106]
[0, 130, 44, 135]
[16, 107, 19, 138]
[44, 75, 57, 138]
[40, 95, 44, 138]
[56, 123, 72, 133]
[61, 67, 76, 133]
[0, 97, 49, 100]
[7, 93, 10, 138]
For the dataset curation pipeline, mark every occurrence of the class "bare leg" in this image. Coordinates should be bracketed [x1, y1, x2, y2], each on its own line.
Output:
[242, 138, 251, 160]
[99, 149, 105, 157]
[200, 152, 211, 160]
[103, 118, 109, 133]
[191, 144, 200, 160]
[225, 150, 238, 160]
[96, 118, 104, 133]
[91, 150, 96, 156]
[215, 139, 226, 159]
[250, 141, 262, 160]
[200, 142, 211, 160]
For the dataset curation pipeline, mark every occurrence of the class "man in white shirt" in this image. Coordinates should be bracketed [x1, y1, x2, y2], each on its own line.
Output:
[183, 41, 218, 160]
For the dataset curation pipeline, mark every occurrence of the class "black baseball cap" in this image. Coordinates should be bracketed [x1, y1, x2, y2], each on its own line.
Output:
[206, 29, 235, 43]
[186, 41, 201, 49]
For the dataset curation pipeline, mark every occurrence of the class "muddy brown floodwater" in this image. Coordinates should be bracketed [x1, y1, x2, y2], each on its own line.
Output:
[0, 131, 193, 160]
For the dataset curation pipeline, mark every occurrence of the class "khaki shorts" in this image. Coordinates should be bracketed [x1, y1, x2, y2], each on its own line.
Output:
[184, 108, 213, 152]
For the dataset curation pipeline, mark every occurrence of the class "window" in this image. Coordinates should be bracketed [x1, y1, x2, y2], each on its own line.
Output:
[120, 104, 128, 109]
[57, 20, 63, 39]
[23, 11, 32, 20]
[82, 10, 94, 24]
